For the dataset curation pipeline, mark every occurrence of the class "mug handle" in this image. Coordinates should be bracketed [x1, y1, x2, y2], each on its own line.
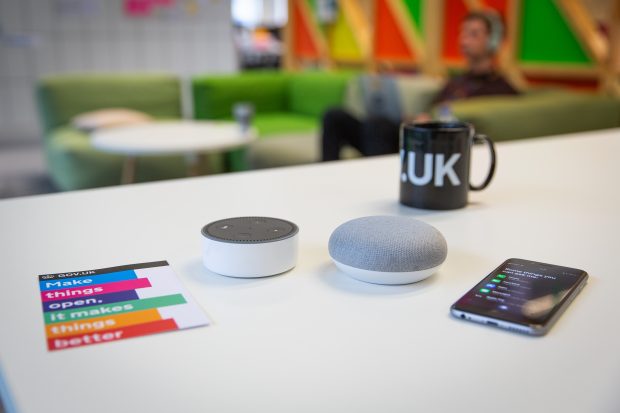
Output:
[469, 134, 496, 191]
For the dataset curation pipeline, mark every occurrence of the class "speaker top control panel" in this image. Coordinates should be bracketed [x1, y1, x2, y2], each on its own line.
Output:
[202, 217, 298, 244]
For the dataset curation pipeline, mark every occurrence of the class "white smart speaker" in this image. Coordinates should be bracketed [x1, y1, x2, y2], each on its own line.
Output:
[328, 215, 447, 285]
[201, 217, 299, 278]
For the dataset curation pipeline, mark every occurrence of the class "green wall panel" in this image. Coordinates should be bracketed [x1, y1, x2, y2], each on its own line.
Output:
[307, 0, 317, 13]
[403, 0, 424, 36]
[519, 0, 591, 64]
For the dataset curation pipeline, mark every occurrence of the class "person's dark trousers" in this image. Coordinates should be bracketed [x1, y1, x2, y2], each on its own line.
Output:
[321, 108, 400, 161]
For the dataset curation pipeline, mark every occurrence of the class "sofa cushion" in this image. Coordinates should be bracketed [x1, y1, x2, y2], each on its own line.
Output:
[247, 132, 361, 169]
[192, 71, 289, 119]
[37, 74, 181, 132]
[247, 133, 319, 169]
[253, 112, 319, 136]
[288, 72, 354, 117]
[450, 90, 620, 141]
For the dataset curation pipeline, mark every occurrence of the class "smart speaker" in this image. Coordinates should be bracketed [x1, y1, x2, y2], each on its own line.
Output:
[328, 216, 447, 285]
[201, 217, 299, 278]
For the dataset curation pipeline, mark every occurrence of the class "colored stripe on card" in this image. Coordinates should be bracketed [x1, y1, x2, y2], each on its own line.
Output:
[45, 294, 187, 324]
[45, 308, 162, 338]
[39, 270, 137, 291]
[41, 290, 140, 313]
[40, 278, 151, 302]
[47, 318, 178, 351]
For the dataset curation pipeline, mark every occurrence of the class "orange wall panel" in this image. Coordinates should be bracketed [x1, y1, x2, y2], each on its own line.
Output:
[374, 0, 415, 61]
[293, 2, 319, 58]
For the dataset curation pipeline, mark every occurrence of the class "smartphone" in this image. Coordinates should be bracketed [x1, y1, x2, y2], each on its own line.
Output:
[450, 258, 588, 336]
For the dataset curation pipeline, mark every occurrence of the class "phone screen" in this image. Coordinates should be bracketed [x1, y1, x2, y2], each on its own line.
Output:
[452, 258, 587, 327]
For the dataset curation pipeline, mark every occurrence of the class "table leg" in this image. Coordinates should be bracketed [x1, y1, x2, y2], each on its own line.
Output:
[121, 157, 137, 184]
[186, 153, 209, 176]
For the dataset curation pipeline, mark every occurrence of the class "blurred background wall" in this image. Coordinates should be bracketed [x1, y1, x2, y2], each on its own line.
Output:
[0, 0, 237, 145]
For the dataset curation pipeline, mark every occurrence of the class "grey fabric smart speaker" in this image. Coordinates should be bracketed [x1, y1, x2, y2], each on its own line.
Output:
[328, 216, 447, 284]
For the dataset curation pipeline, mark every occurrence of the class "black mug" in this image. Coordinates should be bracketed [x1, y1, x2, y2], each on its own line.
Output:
[399, 121, 496, 210]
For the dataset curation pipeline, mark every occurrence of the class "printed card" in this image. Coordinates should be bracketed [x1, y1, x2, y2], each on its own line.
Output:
[38, 261, 209, 351]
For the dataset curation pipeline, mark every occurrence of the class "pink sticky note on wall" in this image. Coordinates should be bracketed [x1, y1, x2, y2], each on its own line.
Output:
[124, 0, 154, 17]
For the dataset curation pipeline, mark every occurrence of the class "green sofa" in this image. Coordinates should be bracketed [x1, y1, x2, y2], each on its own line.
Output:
[451, 89, 620, 141]
[192, 71, 620, 168]
[40, 72, 619, 191]
[37, 74, 199, 191]
[192, 70, 355, 169]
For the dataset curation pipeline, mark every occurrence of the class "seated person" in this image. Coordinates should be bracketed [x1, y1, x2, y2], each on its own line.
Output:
[321, 11, 519, 161]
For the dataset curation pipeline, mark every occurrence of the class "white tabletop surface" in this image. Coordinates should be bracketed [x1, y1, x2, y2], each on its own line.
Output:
[91, 120, 256, 156]
[1, 128, 619, 413]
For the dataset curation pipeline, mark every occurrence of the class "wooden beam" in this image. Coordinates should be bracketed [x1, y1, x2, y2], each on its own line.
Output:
[340, 0, 372, 62]
[423, 0, 447, 76]
[375, 60, 419, 72]
[296, 0, 333, 69]
[611, 0, 620, 74]
[463, 0, 485, 10]
[520, 64, 599, 78]
[500, 0, 528, 90]
[385, 0, 426, 67]
[555, 0, 608, 65]
[603, 0, 620, 95]
[282, 0, 297, 70]
[367, 0, 378, 73]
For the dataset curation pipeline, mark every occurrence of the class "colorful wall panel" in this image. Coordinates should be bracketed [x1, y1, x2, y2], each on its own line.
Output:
[441, 0, 469, 63]
[518, 0, 592, 65]
[403, 0, 424, 36]
[292, 0, 321, 59]
[374, 0, 416, 61]
[327, 4, 364, 61]
[285, 0, 607, 90]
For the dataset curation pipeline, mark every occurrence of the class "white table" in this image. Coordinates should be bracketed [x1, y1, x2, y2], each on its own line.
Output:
[1, 129, 619, 413]
[91, 121, 256, 183]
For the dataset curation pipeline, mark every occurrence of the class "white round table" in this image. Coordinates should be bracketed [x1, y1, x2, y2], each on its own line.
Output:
[91, 120, 257, 184]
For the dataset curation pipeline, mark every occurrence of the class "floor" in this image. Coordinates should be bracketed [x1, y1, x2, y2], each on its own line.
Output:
[0, 140, 57, 200]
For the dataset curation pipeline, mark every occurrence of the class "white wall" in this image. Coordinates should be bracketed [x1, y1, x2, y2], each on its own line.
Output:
[232, 0, 287, 27]
[0, 0, 238, 143]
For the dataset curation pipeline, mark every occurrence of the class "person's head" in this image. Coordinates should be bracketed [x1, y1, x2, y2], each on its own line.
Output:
[459, 11, 503, 64]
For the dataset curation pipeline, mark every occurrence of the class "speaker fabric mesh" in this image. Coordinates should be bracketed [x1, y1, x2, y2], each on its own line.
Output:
[328, 216, 447, 272]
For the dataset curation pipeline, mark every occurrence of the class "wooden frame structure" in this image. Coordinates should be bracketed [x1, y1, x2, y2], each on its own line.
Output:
[283, 0, 619, 94]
